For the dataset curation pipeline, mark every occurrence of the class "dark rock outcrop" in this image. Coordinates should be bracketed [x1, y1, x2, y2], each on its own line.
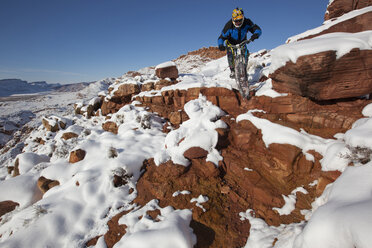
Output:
[183, 147, 209, 160]
[69, 149, 86, 163]
[272, 0, 372, 101]
[270, 49, 372, 100]
[0, 201, 19, 220]
[300, 11, 372, 41]
[324, 0, 372, 20]
[102, 121, 118, 134]
[62, 132, 79, 140]
[42, 116, 66, 132]
[155, 64, 179, 80]
[37, 176, 60, 194]
[101, 84, 140, 116]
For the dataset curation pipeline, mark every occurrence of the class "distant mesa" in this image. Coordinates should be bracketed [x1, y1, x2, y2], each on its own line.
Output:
[0, 79, 100, 97]
[0, 79, 60, 97]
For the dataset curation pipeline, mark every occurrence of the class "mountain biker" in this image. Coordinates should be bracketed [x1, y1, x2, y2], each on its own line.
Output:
[218, 7, 262, 78]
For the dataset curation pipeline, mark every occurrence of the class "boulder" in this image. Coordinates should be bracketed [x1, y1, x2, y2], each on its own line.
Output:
[270, 49, 372, 100]
[69, 149, 86, 163]
[112, 168, 131, 188]
[62, 132, 79, 140]
[101, 100, 126, 116]
[42, 116, 66, 132]
[155, 62, 179, 79]
[113, 83, 140, 98]
[37, 176, 60, 194]
[102, 121, 118, 134]
[100, 83, 141, 116]
[324, 0, 372, 20]
[169, 111, 182, 125]
[183, 147, 209, 160]
[0, 201, 19, 219]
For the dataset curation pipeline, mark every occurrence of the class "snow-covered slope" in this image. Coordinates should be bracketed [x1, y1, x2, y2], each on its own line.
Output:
[0, 79, 113, 169]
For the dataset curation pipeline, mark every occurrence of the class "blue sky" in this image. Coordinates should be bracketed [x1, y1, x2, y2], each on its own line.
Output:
[0, 0, 328, 84]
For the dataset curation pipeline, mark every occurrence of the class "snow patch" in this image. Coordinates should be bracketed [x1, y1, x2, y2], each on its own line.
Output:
[155, 94, 226, 166]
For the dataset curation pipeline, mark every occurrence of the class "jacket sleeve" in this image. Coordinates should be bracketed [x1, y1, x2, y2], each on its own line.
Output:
[246, 18, 262, 37]
[218, 20, 232, 47]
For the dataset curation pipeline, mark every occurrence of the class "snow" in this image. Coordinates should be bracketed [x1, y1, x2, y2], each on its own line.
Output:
[255, 79, 287, 98]
[344, 116, 372, 148]
[154, 94, 226, 166]
[116, 200, 196, 248]
[294, 163, 372, 248]
[0, 100, 168, 247]
[0, 173, 41, 207]
[172, 190, 191, 197]
[269, 31, 372, 74]
[190, 195, 209, 212]
[241, 209, 305, 248]
[362, 103, 372, 117]
[273, 187, 308, 216]
[16, 152, 50, 175]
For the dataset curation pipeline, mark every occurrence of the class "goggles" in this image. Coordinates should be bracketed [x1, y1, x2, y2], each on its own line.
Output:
[233, 18, 243, 26]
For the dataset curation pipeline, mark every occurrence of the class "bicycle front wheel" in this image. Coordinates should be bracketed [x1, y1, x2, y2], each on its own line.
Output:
[235, 57, 249, 99]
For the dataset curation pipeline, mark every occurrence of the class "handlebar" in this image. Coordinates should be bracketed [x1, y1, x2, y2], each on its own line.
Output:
[226, 39, 252, 49]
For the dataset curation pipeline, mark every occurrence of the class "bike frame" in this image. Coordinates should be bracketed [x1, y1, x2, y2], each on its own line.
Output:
[226, 39, 252, 99]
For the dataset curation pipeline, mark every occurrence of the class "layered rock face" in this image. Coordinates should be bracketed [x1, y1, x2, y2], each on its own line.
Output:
[97, 80, 371, 247]
[270, 1, 372, 100]
[301, 10, 372, 40]
[325, 0, 372, 20]
[271, 48, 372, 100]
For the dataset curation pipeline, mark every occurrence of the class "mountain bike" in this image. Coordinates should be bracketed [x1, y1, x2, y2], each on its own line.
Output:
[226, 39, 252, 99]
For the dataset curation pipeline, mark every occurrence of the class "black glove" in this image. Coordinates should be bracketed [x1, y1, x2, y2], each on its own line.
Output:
[250, 33, 259, 41]
[218, 45, 226, 51]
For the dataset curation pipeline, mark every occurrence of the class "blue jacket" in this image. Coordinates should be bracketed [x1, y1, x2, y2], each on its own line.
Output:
[218, 18, 262, 46]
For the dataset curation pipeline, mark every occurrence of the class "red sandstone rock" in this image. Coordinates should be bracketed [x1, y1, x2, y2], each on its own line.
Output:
[0, 201, 19, 219]
[62, 132, 79, 140]
[113, 83, 140, 97]
[102, 121, 118, 134]
[154, 79, 175, 90]
[324, 0, 372, 21]
[104, 211, 129, 248]
[37, 176, 60, 194]
[42, 117, 66, 132]
[169, 111, 182, 125]
[300, 11, 372, 41]
[155, 65, 179, 79]
[270, 49, 372, 101]
[183, 147, 209, 160]
[141, 81, 155, 91]
[176, 46, 226, 61]
[100, 84, 141, 116]
[69, 149, 86, 163]
[101, 100, 127, 116]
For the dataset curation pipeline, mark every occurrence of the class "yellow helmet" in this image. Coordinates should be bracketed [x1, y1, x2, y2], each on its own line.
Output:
[232, 8, 244, 27]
